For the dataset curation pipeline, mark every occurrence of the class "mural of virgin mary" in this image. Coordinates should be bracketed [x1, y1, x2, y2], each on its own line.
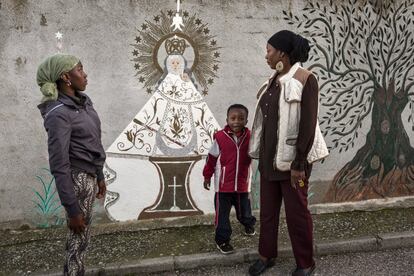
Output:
[111, 37, 219, 157]
[103, 36, 220, 221]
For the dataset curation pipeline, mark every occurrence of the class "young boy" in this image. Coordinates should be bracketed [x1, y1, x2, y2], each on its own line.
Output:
[203, 104, 256, 254]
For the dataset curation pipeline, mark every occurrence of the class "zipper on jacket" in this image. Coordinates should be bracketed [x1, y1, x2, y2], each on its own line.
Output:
[223, 131, 247, 192]
[235, 146, 239, 191]
[235, 134, 247, 191]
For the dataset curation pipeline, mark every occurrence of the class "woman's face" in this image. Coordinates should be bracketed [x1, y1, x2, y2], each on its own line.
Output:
[171, 58, 180, 71]
[265, 43, 282, 70]
[166, 55, 185, 75]
[67, 62, 88, 91]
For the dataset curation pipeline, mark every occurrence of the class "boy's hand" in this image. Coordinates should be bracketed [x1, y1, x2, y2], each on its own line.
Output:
[203, 179, 211, 190]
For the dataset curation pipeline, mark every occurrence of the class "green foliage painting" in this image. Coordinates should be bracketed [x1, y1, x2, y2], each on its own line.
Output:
[33, 168, 64, 228]
[284, 0, 414, 201]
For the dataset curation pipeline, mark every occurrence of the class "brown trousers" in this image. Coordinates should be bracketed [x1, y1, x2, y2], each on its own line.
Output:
[258, 177, 314, 269]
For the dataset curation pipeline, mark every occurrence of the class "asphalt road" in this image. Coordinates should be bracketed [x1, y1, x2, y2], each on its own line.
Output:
[151, 247, 414, 276]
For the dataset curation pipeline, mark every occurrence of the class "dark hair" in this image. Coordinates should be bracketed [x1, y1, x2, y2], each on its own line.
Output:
[227, 104, 249, 117]
[267, 30, 311, 65]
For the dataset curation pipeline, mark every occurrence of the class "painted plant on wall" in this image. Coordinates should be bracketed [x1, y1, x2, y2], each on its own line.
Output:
[284, 0, 414, 201]
[33, 168, 64, 228]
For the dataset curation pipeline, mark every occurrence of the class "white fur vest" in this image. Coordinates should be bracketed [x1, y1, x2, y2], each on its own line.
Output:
[249, 62, 329, 171]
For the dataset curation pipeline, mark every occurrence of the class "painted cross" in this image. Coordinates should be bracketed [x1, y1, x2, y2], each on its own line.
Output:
[168, 176, 182, 211]
[176, 0, 180, 12]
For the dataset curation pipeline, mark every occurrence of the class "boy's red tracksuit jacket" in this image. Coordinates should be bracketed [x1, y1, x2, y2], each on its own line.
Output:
[203, 126, 252, 192]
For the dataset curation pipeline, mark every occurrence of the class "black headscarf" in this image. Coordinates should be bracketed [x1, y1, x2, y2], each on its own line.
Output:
[267, 30, 310, 65]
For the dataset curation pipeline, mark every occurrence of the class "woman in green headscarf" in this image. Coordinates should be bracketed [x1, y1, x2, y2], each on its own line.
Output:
[37, 54, 106, 276]
[37, 54, 80, 102]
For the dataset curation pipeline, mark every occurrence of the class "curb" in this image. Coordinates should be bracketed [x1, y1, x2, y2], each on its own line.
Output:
[42, 231, 414, 275]
[3, 196, 413, 232]
[309, 196, 414, 215]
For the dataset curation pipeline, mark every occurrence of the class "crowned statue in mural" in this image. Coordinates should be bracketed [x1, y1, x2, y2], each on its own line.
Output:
[103, 3, 221, 221]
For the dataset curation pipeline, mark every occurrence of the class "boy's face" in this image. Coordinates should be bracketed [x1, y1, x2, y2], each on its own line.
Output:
[226, 108, 248, 133]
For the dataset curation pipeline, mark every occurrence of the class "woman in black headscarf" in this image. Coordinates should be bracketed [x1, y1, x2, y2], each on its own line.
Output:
[248, 30, 329, 276]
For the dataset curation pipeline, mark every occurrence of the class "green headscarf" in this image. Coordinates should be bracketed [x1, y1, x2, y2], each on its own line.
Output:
[36, 54, 80, 102]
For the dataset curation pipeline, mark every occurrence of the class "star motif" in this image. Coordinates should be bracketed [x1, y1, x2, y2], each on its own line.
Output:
[135, 36, 141, 43]
[214, 52, 220, 58]
[146, 88, 152, 94]
[203, 27, 210, 34]
[132, 50, 139, 56]
[208, 78, 214, 84]
[195, 18, 202, 25]
[183, 11, 189, 17]
[55, 31, 63, 39]
[139, 76, 145, 83]
[210, 40, 217, 46]
[213, 64, 219, 71]
[168, 10, 174, 17]
[154, 15, 160, 22]
[202, 89, 208, 96]
[141, 23, 147, 30]
[134, 63, 140, 70]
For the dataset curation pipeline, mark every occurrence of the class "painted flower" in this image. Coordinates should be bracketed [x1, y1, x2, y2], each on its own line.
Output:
[370, 155, 380, 170]
[381, 120, 390, 134]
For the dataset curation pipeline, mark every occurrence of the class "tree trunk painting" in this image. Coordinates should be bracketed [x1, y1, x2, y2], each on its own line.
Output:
[284, 0, 414, 201]
[327, 83, 414, 201]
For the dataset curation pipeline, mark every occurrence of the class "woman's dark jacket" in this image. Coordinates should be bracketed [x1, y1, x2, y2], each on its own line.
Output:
[38, 92, 106, 218]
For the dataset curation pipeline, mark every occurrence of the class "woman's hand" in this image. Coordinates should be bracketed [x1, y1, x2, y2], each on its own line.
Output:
[290, 169, 306, 189]
[68, 214, 86, 234]
[96, 179, 106, 199]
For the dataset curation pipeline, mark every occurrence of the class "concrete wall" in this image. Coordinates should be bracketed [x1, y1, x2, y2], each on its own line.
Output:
[1, 0, 413, 226]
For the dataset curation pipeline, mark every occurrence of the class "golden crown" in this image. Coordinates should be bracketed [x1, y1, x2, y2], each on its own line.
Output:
[165, 37, 186, 55]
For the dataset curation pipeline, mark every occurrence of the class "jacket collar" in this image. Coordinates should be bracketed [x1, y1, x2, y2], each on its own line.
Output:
[58, 91, 90, 108]
[267, 62, 301, 84]
[224, 125, 248, 137]
[279, 62, 301, 84]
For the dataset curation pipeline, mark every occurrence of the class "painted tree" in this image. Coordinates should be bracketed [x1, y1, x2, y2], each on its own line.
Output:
[284, 0, 414, 201]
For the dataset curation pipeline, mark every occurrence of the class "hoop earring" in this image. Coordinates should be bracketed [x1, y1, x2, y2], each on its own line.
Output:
[275, 61, 284, 72]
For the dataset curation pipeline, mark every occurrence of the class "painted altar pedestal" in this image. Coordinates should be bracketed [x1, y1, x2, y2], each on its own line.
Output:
[138, 155, 202, 219]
